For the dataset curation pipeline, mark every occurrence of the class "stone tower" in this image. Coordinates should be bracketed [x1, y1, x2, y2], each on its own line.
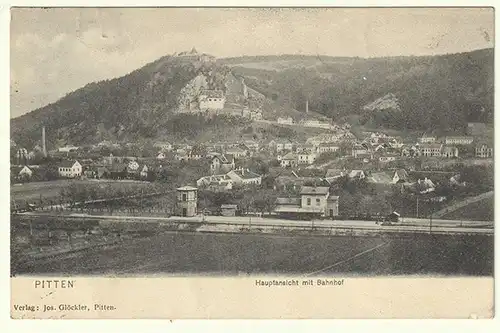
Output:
[176, 186, 198, 217]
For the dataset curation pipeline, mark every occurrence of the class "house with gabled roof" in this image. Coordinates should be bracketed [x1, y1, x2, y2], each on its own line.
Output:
[297, 150, 316, 165]
[419, 143, 443, 157]
[274, 186, 339, 219]
[348, 169, 366, 180]
[442, 145, 459, 158]
[243, 140, 259, 151]
[11, 165, 33, 180]
[58, 160, 82, 178]
[392, 169, 409, 183]
[199, 89, 225, 110]
[475, 141, 493, 158]
[210, 154, 235, 174]
[280, 152, 298, 168]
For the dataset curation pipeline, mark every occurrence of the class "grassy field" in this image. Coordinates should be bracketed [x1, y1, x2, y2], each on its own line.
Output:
[441, 196, 494, 221]
[12, 231, 493, 276]
[10, 179, 152, 203]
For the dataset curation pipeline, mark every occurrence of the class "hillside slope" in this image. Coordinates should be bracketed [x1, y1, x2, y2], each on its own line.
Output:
[225, 48, 494, 133]
[11, 54, 233, 148]
[12, 48, 493, 149]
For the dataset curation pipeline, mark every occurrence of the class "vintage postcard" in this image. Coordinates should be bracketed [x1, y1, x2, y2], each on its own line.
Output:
[9, 7, 494, 319]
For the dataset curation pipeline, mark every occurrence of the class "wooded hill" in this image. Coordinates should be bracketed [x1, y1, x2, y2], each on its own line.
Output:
[226, 48, 493, 134]
[11, 48, 493, 149]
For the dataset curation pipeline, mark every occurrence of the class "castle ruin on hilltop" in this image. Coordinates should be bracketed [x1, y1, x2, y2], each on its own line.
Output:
[173, 47, 216, 63]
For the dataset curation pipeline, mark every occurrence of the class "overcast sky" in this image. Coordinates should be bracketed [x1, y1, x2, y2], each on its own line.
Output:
[10, 7, 494, 118]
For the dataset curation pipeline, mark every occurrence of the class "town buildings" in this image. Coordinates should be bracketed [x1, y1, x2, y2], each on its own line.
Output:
[419, 144, 443, 157]
[418, 144, 459, 158]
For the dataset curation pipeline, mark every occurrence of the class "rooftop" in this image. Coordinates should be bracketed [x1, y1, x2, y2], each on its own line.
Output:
[221, 204, 238, 209]
[177, 186, 198, 191]
[230, 169, 261, 179]
[300, 186, 329, 195]
[325, 169, 344, 178]
[59, 160, 79, 168]
[275, 197, 301, 206]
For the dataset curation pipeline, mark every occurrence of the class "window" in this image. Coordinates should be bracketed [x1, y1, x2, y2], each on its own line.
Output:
[316, 198, 320, 206]
[182, 193, 187, 202]
[307, 198, 311, 206]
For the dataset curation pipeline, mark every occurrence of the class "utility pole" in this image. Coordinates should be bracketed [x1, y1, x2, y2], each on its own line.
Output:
[429, 212, 433, 234]
[416, 196, 419, 218]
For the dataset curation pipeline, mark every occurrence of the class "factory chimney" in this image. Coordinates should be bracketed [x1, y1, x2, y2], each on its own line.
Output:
[42, 126, 47, 157]
[306, 99, 309, 114]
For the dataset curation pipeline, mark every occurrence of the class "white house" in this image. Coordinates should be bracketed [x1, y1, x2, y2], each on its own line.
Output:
[444, 136, 474, 145]
[140, 165, 149, 178]
[20, 165, 33, 177]
[476, 143, 493, 158]
[348, 170, 366, 180]
[156, 152, 166, 160]
[297, 151, 316, 165]
[58, 145, 79, 153]
[154, 142, 173, 151]
[58, 160, 82, 178]
[277, 117, 294, 125]
[317, 143, 340, 154]
[392, 169, 409, 183]
[199, 89, 225, 110]
[280, 153, 298, 168]
[419, 135, 437, 144]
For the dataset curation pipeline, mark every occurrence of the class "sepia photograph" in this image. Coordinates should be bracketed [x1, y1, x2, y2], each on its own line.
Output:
[7, 6, 495, 319]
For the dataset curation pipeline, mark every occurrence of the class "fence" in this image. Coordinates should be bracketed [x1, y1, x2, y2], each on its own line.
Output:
[15, 213, 493, 237]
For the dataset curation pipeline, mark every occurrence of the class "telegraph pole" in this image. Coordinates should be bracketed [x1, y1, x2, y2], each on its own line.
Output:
[429, 212, 433, 234]
[416, 197, 419, 218]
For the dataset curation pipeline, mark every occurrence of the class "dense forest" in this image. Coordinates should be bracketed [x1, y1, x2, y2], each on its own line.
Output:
[230, 48, 493, 134]
[10, 55, 227, 148]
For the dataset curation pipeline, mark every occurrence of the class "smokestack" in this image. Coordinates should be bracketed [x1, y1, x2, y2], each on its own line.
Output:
[306, 99, 309, 114]
[42, 126, 47, 157]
